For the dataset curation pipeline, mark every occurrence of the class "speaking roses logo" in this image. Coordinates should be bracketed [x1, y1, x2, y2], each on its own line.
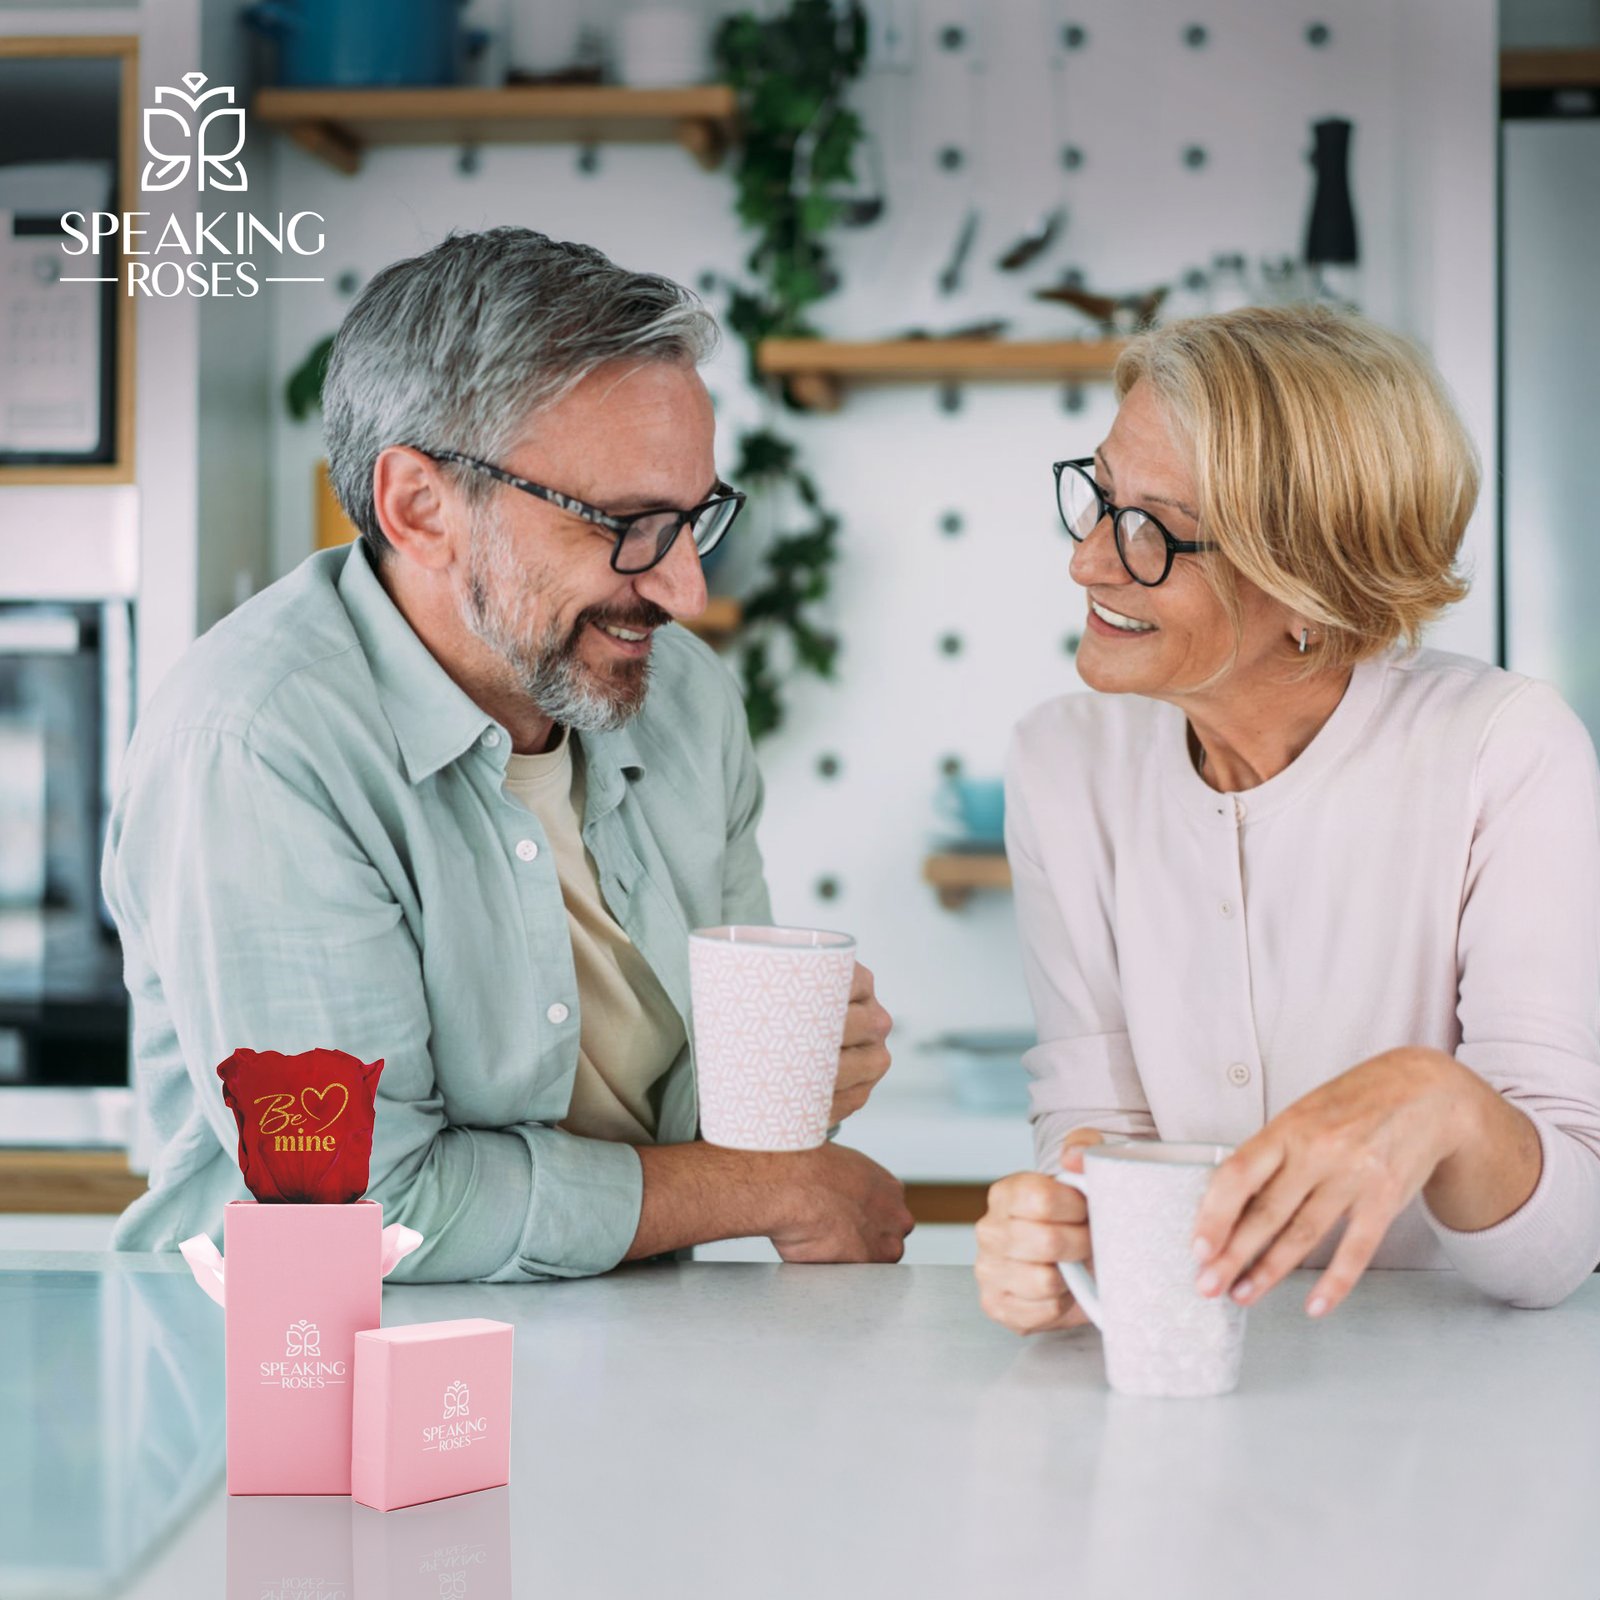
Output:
[287, 1320, 321, 1358]
[423, 1380, 486, 1452]
[261, 1317, 346, 1389]
[143, 71, 248, 192]
[59, 70, 325, 296]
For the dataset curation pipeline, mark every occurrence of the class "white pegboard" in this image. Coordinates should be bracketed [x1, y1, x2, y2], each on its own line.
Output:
[257, 0, 1497, 1078]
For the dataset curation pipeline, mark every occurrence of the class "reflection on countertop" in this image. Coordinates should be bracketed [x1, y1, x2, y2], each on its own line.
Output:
[0, 1255, 224, 1598]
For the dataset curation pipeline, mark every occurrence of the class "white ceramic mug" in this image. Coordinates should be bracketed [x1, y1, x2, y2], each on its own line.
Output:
[689, 925, 856, 1151]
[1055, 1142, 1247, 1398]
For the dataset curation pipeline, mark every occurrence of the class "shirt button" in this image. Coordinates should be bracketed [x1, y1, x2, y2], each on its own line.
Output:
[481, 729, 501, 749]
[547, 1002, 570, 1025]
[1226, 1062, 1251, 1086]
[515, 839, 539, 862]
[1234, 799, 1247, 821]
[1220, 900, 1233, 917]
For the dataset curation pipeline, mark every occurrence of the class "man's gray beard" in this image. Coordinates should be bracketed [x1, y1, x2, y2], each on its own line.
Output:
[457, 503, 651, 734]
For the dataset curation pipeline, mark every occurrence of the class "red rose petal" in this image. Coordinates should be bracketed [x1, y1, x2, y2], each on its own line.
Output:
[217, 1048, 385, 1204]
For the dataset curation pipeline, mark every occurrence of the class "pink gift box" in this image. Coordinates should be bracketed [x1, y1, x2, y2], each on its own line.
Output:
[181, 1199, 421, 1496]
[352, 1318, 514, 1512]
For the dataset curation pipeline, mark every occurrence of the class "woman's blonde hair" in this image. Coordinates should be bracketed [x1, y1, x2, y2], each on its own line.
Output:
[1113, 304, 1477, 673]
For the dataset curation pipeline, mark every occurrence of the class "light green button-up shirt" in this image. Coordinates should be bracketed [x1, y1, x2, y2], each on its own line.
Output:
[103, 542, 771, 1281]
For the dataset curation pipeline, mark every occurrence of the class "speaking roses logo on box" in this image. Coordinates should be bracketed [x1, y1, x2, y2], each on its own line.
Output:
[261, 1318, 346, 1388]
[286, 1320, 321, 1358]
[58, 70, 326, 297]
[424, 1381, 486, 1452]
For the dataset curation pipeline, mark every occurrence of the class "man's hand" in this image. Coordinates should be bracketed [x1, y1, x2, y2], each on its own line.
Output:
[831, 962, 892, 1124]
[767, 1141, 915, 1263]
[629, 1139, 913, 1263]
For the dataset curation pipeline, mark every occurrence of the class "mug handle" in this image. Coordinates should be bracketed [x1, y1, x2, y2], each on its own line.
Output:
[1053, 1170, 1103, 1329]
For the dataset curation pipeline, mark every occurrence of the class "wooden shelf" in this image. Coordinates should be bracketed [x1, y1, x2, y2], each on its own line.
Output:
[755, 338, 1127, 412]
[680, 594, 742, 645]
[0, 1148, 146, 1214]
[1501, 48, 1600, 88]
[923, 852, 1012, 911]
[253, 84, 740, 174]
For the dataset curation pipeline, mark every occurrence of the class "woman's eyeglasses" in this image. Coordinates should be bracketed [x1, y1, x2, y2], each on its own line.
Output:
[1053, 457, 1219, 587]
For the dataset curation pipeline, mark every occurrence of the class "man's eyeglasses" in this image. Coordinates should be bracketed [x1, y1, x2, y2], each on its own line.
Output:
[422, 449, 746, 576]
[1053, 457, 1219, 587]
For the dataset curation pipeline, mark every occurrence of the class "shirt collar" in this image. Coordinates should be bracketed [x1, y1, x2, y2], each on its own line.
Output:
[575, 722, 645, 823]
[337, 542, 499, 784]
[336, 541, 650, 792]
[1157, 647, 1391, 824]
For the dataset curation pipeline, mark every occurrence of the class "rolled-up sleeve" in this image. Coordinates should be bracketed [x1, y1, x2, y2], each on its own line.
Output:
[1424, 681, 1600, 1305]
[105, 726, 642, 1283]
[1005, 718, 1157, 1173]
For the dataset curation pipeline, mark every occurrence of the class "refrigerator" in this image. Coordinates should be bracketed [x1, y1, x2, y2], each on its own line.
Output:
[1503, 110, 1600, 746]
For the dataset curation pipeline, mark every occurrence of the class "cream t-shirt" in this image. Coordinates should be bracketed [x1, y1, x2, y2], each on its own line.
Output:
[502, 730, 686, 1144]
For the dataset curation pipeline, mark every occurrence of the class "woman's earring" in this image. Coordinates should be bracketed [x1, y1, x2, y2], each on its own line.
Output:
[1298, 627, 1309, 654]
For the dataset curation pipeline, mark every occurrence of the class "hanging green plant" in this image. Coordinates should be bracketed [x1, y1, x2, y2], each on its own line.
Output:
[711, 0, 869, 738]
[285, 333, 335, 423]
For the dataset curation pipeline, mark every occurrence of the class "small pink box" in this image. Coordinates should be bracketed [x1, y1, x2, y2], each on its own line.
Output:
[182, 1199, 420, 1496]
[352, 1318, 514, 1512]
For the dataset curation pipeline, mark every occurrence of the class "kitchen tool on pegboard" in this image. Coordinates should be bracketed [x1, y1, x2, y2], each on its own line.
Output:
[1304, 117, 1360, 310]
[931, 4, 988, 302]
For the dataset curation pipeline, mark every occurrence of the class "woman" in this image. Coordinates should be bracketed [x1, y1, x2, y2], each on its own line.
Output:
[976, 306, 1600, 1332]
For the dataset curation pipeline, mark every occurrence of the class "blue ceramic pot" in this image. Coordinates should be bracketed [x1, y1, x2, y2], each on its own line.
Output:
[243, 0, 485, 88]
[937, 776, 1006, 843]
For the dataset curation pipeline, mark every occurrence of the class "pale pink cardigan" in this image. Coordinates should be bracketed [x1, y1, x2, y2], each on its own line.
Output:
[1006, 647, 1600, 1307]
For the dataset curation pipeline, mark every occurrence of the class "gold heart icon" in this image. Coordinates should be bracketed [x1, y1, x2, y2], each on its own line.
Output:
[301, 1082, 349, 1133]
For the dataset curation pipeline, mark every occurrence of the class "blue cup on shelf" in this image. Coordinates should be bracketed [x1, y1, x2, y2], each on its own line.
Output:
[937, 776, 1005, 845]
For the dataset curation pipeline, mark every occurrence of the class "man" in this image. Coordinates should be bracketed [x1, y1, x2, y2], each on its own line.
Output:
[104, 227, 913, 1279]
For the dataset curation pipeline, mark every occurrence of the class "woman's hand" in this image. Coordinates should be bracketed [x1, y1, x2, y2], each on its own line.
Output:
[1189, 1048, 1476, 1318]
[975, 1128, 1104, 1334]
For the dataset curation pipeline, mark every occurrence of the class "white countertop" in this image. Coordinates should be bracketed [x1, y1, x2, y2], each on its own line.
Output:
[5, 1252, 1597, 1600]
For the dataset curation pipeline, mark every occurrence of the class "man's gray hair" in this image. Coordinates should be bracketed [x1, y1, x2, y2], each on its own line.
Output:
[322, 227, 720, 564]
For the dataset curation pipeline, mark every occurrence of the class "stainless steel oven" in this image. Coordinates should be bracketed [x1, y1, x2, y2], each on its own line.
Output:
[0, 599, 133, 1144]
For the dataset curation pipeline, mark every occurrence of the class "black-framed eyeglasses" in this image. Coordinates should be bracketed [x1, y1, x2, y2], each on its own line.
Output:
[1052, 457, 1220, 587]
[422, 449, 747, 576]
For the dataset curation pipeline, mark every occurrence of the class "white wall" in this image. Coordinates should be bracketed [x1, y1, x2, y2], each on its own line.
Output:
[256, 0, 1499, 1072]
[0, 0, 1495, 1079]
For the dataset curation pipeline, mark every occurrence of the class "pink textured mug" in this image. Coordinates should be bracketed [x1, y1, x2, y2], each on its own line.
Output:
[1055, 1141, 1247, 1398]
[689, 925, 857, 1150]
